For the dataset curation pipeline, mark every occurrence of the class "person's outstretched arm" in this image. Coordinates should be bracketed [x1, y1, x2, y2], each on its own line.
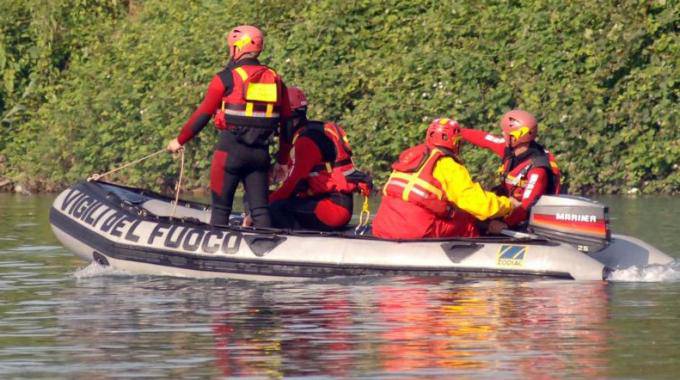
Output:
[460, 128, 506, 157]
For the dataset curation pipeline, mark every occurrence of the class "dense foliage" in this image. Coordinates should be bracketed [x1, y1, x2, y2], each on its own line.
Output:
[1, 0, 678, 194]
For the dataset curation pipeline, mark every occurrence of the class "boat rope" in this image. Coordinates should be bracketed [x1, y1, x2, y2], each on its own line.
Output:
[87, 149, 166, 182]
[87, 147, 186, 220]
[170, 149, 185, 219]
[354, 195, 371, 235]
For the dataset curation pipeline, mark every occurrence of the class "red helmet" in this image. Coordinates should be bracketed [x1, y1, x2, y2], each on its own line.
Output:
[500, 109, 537, 147]
[226, 25, 264, 60]
[287, 86, 308, 113]
[426, 118, 461, 151]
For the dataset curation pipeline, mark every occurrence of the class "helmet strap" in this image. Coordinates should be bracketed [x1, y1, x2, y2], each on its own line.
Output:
[513, 142, 530, 156]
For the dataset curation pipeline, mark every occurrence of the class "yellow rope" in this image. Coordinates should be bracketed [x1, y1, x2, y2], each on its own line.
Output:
[87, 149, 166, 182]
[170, 149, 185, 219]
[355, 195, 371, 235]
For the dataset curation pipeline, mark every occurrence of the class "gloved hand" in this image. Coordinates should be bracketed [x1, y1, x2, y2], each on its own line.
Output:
[488, 219, 508, 234]
[241, 213, 253, 227]
[270, 163, 290, 183]
[213, 110, 227, 129]
[166, 138, 183, 153]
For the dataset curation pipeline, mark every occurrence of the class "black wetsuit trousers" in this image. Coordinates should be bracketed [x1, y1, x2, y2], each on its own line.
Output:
[270, 192, 353, 231]
[209, 131, 271, 227]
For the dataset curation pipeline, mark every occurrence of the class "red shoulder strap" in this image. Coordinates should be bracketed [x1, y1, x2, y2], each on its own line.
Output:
[392, 144, 430, 173]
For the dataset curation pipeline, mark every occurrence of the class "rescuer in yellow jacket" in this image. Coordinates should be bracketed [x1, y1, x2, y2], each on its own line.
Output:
[372, 118, 519, 239]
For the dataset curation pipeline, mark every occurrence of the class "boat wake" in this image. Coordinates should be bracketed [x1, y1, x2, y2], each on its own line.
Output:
[607, 260, 680, 282]
[73, 262, 133, 279]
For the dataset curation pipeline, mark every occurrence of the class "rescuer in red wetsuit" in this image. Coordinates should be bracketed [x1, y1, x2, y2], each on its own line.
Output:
[372, 118, 518, 239]
[166, 25, 291, 228]
[460, 109, 561, 233]
[269, 87, 372, 231]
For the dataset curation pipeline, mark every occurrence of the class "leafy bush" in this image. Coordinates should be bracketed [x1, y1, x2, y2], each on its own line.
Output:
[1, 0, 678, 194]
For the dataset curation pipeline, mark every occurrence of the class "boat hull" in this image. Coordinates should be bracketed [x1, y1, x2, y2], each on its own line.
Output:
[49, 181, 632, 281]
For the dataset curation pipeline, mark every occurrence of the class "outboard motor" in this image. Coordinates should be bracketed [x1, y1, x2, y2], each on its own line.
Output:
[528, 195, 611, 253]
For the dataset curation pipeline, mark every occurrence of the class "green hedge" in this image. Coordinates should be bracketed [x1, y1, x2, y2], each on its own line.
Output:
[1, 0, 678, 194]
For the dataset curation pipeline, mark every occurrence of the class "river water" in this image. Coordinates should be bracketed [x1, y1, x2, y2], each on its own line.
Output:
[0, 194, 678, 379]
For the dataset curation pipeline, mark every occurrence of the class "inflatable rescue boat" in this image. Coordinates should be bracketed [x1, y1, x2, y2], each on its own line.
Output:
[50, 181, 673, 281]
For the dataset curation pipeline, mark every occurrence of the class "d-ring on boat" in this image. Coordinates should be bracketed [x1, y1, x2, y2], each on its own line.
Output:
[50, 180, 673, 281]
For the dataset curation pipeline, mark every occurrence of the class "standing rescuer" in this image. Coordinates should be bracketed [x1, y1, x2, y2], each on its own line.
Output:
[269, 87, 373, 231]
[372, 118, 519, 239]
[460, 109, 561, 234]
[166, 25, 291, 228]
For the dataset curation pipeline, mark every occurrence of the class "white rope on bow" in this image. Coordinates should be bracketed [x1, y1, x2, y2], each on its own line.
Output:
[87, 149, 166, 182]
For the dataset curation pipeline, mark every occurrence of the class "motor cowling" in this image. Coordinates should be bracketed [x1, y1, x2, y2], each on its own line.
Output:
[528, 195, 611, 253]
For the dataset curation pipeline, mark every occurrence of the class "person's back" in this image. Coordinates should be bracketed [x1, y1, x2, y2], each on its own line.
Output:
[372, 118, 517, 239]
[269, 87, 372, 231]
[166, 25, 291, 228]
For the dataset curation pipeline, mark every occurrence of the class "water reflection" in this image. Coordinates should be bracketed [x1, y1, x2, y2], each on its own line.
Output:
[199, 278, 610, 378]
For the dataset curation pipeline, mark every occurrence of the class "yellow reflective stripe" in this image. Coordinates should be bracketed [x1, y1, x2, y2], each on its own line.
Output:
[383, 172, 397, 195]
[324, 126, 339, 140]
[385, 149, 447, 201]
[402, 149, 444, 200]
[265, 103, 273, 117]
[234, 67, 248, 81]
[221, 100, 225, 112]
[391, 172, 444, 199]
[505, 174, 520, 185]
[245, 102, 254, 116]
[325, 162, 332, 172]
[400, 173, 410, 201]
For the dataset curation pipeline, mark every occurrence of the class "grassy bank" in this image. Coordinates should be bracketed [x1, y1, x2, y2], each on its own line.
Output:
[1, 0, 678, 194]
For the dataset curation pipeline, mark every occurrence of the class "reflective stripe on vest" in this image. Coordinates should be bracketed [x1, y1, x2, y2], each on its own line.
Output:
[293, 122, 356, 178]
[221, 103, 280, 119]
[310, 158, 353, 174]
[383, 149, 445, 201]
[308, 124, 353, 175]
[499, 149, 560, 194]
[222, 66, 281, 127]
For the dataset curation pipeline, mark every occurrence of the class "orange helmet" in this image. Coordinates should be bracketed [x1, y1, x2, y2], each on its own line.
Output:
[226, 25, 264, 60]
[287, 86, 308, 114]
[426, 118, 461, 151]
[500, 109, 537, 147]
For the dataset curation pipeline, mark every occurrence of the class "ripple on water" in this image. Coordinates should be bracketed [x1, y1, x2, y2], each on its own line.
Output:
[73, 262, 133, 279]
[15, 223, 39, 228]
[608, 260, 680, 282]
[8, 245, 62, 252]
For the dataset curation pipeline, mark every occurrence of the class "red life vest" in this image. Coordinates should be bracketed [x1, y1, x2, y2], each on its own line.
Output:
[294, 121, 363, 196]
[216, 65, 283, 129]
[382, 144, 455, 217]
[500, 144, 561, 199]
